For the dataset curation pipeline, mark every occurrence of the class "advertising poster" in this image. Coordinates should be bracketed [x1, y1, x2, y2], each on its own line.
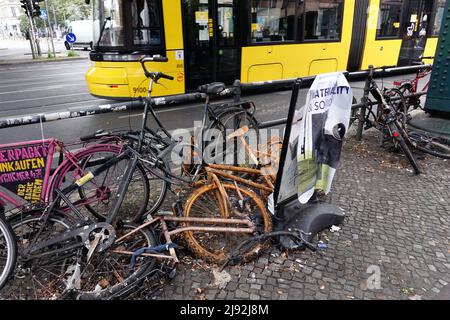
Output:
[0, 142, 50, 204]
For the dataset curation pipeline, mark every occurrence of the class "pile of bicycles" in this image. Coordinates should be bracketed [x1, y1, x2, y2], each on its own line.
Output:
[0, 56, 304, 300]
[350, 62, 450, 175]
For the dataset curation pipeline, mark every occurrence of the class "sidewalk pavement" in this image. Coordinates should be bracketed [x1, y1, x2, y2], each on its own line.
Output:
[409, 111, 450, 140]
[138, 127, 450, 301]
[0, 38, 89, 65]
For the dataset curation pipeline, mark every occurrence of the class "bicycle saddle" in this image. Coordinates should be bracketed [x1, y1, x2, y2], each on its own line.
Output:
[198, 82, 226, 95]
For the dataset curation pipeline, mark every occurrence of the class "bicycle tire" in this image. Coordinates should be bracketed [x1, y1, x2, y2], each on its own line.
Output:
[50, 144, 154, 223]
[0, 212, 76, 300]
[183, 183, 272, 264]
[209, 107, 260, 169]
[76, 222, 158, 300]
[385, 88, 408, 129]
[0, 214, 16, 291]
[99, 132, 171, 219]
[410, 133, 450, 159]
[398, 82, 420, 111]
[393, 124, 421, 174]
[121, 135, 171, 218]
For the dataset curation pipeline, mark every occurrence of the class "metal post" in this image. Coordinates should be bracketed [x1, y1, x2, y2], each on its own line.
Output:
[51, 0, 58, 36]
[26, 0, 39, 59]
[45, 0, 56, 57]
[27, 30, 36, 59]
[28, 0, 41, 57]
[356, 105, 366, 141]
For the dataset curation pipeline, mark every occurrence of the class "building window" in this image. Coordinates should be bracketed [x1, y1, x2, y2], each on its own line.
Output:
[431, 0, 445, 37]
[10, 7, 16, 17]
[303, 0, 344, 41]
[251, 0, 297, 43]
[377, 0, 402, 38]
[131, 0, 163, 47]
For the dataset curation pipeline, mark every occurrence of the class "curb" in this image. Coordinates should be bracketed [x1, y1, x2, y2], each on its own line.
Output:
[0, 55, 88, 66]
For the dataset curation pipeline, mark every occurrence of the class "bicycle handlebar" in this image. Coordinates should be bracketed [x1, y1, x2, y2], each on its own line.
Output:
[139, 56, 173, 82]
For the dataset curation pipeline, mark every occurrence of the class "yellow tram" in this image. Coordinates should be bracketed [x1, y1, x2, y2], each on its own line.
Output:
[85, 0, 446, 100]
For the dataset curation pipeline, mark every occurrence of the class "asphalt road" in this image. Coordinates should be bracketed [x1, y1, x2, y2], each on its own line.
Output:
[0, 59, 424, 145]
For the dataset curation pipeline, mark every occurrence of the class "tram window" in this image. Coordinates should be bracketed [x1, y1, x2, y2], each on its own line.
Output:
[303, 0, 344, 41]
[95, 0, 125, 47]
[218, 0, 235, 46]
[376, 0, 402, 39]
[131, 0, 163, 46]
[251, 0, 297, 43]
[431, 0, 445, 37]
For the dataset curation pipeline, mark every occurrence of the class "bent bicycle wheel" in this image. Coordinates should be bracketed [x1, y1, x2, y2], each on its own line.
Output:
[0, 212, 77, 300]
[76, 222, 157, 300]
[0, 213, 16, 291]
[183, 183, 272, 264]
[393, 124, 421, 174]
[409, 132, 450, 159]
[209, 107, 260, 170]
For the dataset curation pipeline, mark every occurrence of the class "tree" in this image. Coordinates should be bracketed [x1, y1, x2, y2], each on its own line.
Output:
[52, 0, 91, 28]
[19, 12, 45, 34]
[20, 0, 91, 36]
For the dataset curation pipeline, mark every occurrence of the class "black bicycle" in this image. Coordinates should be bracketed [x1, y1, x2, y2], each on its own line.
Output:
[0, 55, 262, 300]
[352, 65, 421, 174]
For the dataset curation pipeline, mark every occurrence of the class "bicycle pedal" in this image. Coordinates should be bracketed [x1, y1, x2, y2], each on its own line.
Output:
[154, 211, 174, 217]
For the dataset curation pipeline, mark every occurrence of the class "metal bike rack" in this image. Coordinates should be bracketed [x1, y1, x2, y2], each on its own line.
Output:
[0, 64, 430, 130]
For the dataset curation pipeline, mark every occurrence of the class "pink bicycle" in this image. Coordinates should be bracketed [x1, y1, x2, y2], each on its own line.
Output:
[0, 137, 149, 222]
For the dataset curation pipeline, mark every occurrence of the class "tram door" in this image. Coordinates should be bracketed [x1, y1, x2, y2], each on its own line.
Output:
[398, 0, 434, 66]
[183, 0, 240, 90]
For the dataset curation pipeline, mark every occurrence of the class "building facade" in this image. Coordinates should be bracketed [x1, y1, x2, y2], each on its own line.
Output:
[0, 0, 24, 38]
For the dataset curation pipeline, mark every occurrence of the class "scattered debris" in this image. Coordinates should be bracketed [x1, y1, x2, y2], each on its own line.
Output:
[210, 268, 232, 289]
[330, 225, 341, 233]
[196, 287, 204, 294]
[408, 294, 422, 300]
[319, 281, 326, 290]
[401, 287, 415, 295]
[317, 241, 328, 249]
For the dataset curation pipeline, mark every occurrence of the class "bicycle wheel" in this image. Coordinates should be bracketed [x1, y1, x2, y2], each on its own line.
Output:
[183, 183, 272, 264]
[209, 107, 260, 169]
[349, 97, 359, 127]
[398, 82, 421, 110]
[0, 213, 16, 291]
[102, 133, 170, 219]
[76, 222, 157, 300]
[385, 88, 408, 129]
[0, 212, 77, 300]
[390, 123, 421, 174]
[409, 132, 450, 159]
[51, 145, 152, 223]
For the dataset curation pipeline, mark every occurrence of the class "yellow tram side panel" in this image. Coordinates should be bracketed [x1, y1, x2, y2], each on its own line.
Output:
[423, 37, 438, 64]
[240, 0, 355, 82]
[360, 0, 402, 69]
[86, 0, 185, 99]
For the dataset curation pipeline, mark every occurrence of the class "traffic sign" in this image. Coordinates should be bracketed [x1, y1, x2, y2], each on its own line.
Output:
[66, 33, 76, 44]
[40, 9, 47, 20]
